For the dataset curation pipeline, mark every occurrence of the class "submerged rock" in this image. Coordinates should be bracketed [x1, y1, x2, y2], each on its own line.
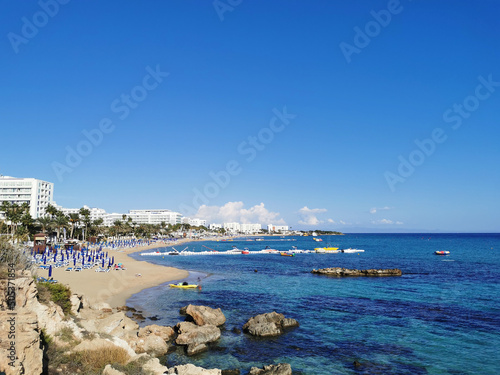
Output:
[311, 267, 402, 276]
[249, 363, 292, 375]
[243, 312, 299, 337]
[167, 363, 222, 374]
[175, 321, 221, 355]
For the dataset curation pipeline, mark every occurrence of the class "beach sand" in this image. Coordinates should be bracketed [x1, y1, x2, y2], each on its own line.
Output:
[36, 240, 191, 307]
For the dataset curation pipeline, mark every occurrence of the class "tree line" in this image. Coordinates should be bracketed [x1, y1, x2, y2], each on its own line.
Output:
[0, 202, 209, 243]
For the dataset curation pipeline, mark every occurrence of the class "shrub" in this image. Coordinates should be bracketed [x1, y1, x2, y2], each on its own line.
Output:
[56, 326, 76, 343]
[37, 282, 72, 315]
[70, 346, 130, 373]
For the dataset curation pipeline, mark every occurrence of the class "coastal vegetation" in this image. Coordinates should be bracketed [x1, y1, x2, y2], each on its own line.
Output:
[304, 230, 344, 235]
[36, 281, 73, 316]
[0, 203, 209, 243]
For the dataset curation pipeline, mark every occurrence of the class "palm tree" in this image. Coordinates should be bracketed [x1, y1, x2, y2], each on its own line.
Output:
[79, 207, 91, 240]
[37, 216, 53, 234]
[113, 220, 123, 238]
[45, 204, 59, 218]
[91, 218, 104, 237]
[68, 213, 80, 239]
[0, 201, 13, 235]
[54, 214, 68, 241]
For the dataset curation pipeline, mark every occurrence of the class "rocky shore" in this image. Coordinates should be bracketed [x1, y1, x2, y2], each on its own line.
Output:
[0, 274, 294, 374]
[311, 267, 402, 276]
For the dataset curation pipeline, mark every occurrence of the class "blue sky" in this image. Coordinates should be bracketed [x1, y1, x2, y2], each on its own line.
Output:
[1, 0, 499, 232]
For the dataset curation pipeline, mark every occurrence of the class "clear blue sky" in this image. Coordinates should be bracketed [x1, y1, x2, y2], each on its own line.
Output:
[1, 0, 499, 232]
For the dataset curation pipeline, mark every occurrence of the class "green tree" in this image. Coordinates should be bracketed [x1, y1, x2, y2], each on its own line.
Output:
[37, 216, 53, 234]
[79, 207, 91, 240]
[68, 213, 80, 239]
[54, 214, 68, 241]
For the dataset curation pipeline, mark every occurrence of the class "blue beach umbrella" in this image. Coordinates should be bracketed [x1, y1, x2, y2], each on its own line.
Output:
[48, 265, 52, 278]
[44, 257, 47, 265]
[102, 259, 105, 267]
[73, 258, 76, 266]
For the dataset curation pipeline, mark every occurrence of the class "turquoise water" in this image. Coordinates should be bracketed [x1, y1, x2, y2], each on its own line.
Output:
[128, 234, 500, 374]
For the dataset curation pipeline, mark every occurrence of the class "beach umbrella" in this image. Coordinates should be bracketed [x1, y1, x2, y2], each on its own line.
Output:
[44, 257, 47, 265]
[112, 256, 114, 264]
[53, 254, 56, 262]
[73, 258, 76, 266]
[102, 259, 105, 267]
[82, 257, 85, 266]
[48, 265, 52, 278]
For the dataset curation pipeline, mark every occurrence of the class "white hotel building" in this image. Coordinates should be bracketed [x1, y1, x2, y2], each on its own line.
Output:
[57, 206, 182, 227]
[221, 222, 262, 234]
[0, 176, 54, 219]
[267, 224, 289, 233]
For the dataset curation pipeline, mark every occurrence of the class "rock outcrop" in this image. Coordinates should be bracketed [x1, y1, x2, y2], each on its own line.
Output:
[243, 312, 299, 337]
[249, 363, 292, 375]
[167, 363, 222, 374]
[181, 304, 226, 326]
[0, 310, 43, 375]
[311, 267, 402, 276]
[175, 321, 221, 355]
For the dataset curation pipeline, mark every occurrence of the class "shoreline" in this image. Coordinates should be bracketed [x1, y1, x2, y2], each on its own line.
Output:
[36, 234, 274, 308]
[37, 239, 196, 307]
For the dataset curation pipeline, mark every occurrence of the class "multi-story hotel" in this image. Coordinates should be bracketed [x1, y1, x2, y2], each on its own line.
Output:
[267, 224, 289, 233]
[0, 175, 54, 219]
[57, 206, 182, 227]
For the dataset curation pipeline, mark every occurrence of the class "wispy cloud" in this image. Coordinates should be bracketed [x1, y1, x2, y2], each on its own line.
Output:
[194, 201, 285, 225]
[371, 219, 404, 225]
[370, 206, 392, 214]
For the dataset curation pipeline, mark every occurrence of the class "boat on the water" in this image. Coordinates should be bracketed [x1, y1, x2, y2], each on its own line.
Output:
[340, 248, 365, 253]
[280, 252, 294, 257]
[434, 250, 450, 255]
[313, 237, 323, 242]
[169, 283, 199, 289]
[315, 247, 339, 253]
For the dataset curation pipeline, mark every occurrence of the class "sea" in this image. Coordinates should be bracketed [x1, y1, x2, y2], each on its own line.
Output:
[127, 233, 500, 375]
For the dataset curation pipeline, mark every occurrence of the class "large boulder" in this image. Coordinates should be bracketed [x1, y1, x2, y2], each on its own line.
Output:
[142, 356, 169, 374]
[103, 364, 127, 375]
[243, 312, 299, 337]
[127, 333, 169, 356]
[167, 363, 222, 374]
[79, 311, 139, 337]
[180, 304, 226, 327]
[138, 324, 175, 341]
[175, 322, 221, 355]
[249, 363, 292, 375]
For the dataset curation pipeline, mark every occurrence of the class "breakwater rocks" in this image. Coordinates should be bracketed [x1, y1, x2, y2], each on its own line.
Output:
[243, 312, 299, 337]
[311, 267, 402, 276]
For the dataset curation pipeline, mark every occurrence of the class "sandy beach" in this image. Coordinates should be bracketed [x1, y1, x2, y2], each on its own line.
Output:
[36, 240, 192, 307]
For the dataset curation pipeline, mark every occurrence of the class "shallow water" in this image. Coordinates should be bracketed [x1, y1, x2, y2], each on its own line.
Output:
[128, 233, 500, 374]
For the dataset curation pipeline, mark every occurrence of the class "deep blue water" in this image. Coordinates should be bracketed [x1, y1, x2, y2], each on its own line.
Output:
[128, 234, 500, 374]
